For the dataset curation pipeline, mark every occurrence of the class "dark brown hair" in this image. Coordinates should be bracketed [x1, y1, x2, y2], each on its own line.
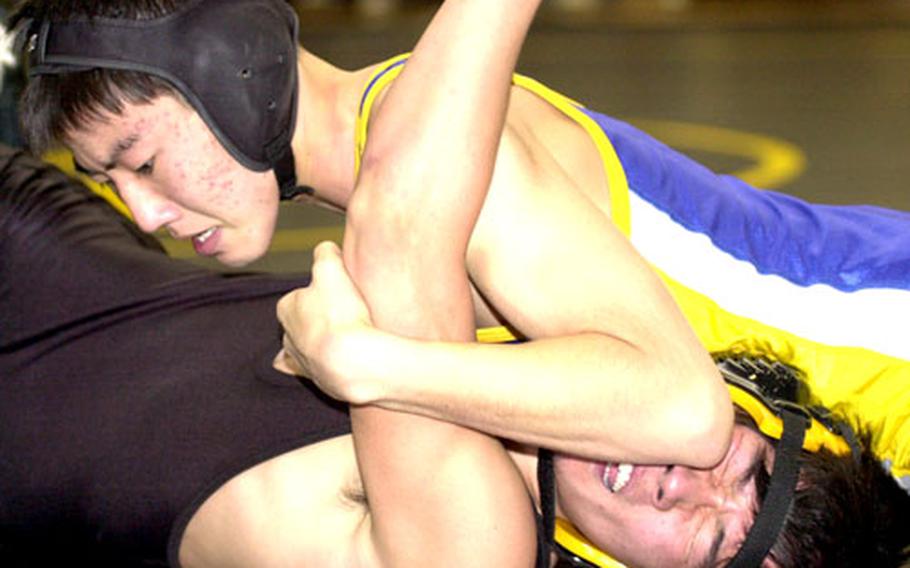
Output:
[9, 1, 184, 152]
[768, 424, 910, 567]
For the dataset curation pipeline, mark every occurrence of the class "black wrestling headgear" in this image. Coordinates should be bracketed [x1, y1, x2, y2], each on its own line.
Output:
[22, 0, 310, 200]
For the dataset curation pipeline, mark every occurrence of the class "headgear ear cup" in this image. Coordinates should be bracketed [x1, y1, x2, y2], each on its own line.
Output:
[22, 0, 307, 198]
[717, 356, 853, 456]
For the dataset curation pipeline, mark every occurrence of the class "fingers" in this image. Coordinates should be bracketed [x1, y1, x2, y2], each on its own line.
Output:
[272, 347, 299, 375]
[273, 332, 310, 376]
[272, 240, 369, 382]
[313, 239, 341, 260]
[311, 240, 348, 288]
[275, 289, 297, 327]
[276, 242, 347, 328]
[273, 242, 344, 379]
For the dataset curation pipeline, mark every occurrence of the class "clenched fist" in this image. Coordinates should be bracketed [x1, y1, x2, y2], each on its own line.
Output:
[273, 241, 381, 403]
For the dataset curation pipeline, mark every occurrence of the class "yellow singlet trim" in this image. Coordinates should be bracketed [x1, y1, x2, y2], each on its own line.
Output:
[354, 53, 410, 179]
[354, 55, 631, 237]
[510, 74, 631, 237]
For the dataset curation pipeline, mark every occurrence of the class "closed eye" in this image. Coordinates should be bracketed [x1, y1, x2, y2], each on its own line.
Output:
[740, 449, 762, 489]
[73, 159, 117, 190]
[701, 522, 725, 568]
[135, 158, 155, 176]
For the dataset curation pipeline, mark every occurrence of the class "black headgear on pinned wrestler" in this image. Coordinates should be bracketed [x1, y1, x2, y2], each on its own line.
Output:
[540, 355, 861, 568]
[20, 0, 313, 201]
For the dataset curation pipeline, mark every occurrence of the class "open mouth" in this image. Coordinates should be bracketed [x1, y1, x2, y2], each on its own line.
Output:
[603, 463, 634, 493]
[193, 227, 216, 245]
[191, 226, 220, 256]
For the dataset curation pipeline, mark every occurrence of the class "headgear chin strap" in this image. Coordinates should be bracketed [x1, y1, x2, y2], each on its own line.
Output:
[22, 0, 311, 200]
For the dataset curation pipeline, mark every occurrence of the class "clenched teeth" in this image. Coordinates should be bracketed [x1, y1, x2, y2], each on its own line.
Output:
[194, 227, 216, 245]
[604, 463, 634, 493]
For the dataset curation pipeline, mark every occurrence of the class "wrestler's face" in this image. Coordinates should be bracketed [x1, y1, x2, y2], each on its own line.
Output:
[554, 424, 774, 568]
[66, 94, 280, 267]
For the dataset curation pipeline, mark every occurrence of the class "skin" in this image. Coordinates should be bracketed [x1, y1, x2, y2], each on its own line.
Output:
[185, 0, 544, 565]
[335, 79, 731, 461]
[334, 1, 543, 564]
[552, 424, 775, 568]
[66, 95, 279, 267]
[268, 238, 773, 567]
[177, 368, 770, 567]
[46, 0, 735, 561]
[42, 70, 782, 568]
[61, 48, 733, 467]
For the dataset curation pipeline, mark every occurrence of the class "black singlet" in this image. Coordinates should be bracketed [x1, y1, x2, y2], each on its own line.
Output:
[0, 147, 351, 566]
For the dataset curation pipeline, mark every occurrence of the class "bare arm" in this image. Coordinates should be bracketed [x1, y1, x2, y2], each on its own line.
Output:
[309, 161, 732, 466]
[344, 0, 540, 562]
[287, 120, 732, 468]
[281, 3, 731, 470]
[281, 0, 541, 564]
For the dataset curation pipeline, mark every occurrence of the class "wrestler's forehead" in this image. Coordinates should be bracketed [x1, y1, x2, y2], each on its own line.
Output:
[66, 96, 192, 168]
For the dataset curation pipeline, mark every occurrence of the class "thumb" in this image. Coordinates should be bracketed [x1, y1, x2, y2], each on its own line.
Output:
[312, 241, 357, 292]
[273, 347, 302, 376]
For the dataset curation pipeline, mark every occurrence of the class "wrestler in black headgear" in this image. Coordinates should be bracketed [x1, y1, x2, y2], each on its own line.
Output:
[21, 0, 310, 200]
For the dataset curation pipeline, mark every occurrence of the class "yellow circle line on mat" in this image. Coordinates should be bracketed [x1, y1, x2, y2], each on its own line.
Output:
[630, 118, 807, 190]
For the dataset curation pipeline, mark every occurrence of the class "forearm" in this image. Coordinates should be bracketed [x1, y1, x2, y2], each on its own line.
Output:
[335, 328, 731, 468]
[343, 0, 542, 563]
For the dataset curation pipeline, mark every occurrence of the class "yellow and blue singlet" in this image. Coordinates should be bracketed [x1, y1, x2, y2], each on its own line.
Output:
[356, 56, 910, 490]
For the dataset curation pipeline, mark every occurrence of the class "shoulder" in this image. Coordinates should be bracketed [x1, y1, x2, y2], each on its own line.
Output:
[177, 435, 369, 567]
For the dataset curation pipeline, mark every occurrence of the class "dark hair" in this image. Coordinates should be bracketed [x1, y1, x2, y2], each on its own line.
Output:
[721, 354, 910, 567]
[9, 0, 184, 152]
[768, 424, 910, 568]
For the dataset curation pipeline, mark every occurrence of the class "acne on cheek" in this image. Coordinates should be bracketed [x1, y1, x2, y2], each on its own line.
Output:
[218, 180, 244, 209]
[177, 112, 269, 211]
[198, 140, 242, 203]
[174, 138, 232, 200]
[194, 170, 236, 206]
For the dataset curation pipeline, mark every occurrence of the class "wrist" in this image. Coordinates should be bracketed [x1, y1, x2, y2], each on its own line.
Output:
[328, 327, 400, 406]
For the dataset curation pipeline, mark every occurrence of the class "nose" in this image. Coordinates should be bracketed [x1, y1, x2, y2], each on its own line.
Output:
[113, 175, 180, 233]
[653, 465, 725, 511]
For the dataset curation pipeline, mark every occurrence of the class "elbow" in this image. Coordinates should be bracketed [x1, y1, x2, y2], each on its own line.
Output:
[666, 366, 734, 469]
[347, 164, 400, 235]
[347, 162, 425, 246]
[355, 140, 429, 217]
[684, 397, 734, 469]
[345, 172, 413, 263]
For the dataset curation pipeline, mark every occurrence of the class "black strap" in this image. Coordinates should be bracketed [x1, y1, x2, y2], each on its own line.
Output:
[265, 137, 312, 201]
[536, 448, 556, 568]
[727, 409, 807, 568]
[836, 420, 863, 464]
